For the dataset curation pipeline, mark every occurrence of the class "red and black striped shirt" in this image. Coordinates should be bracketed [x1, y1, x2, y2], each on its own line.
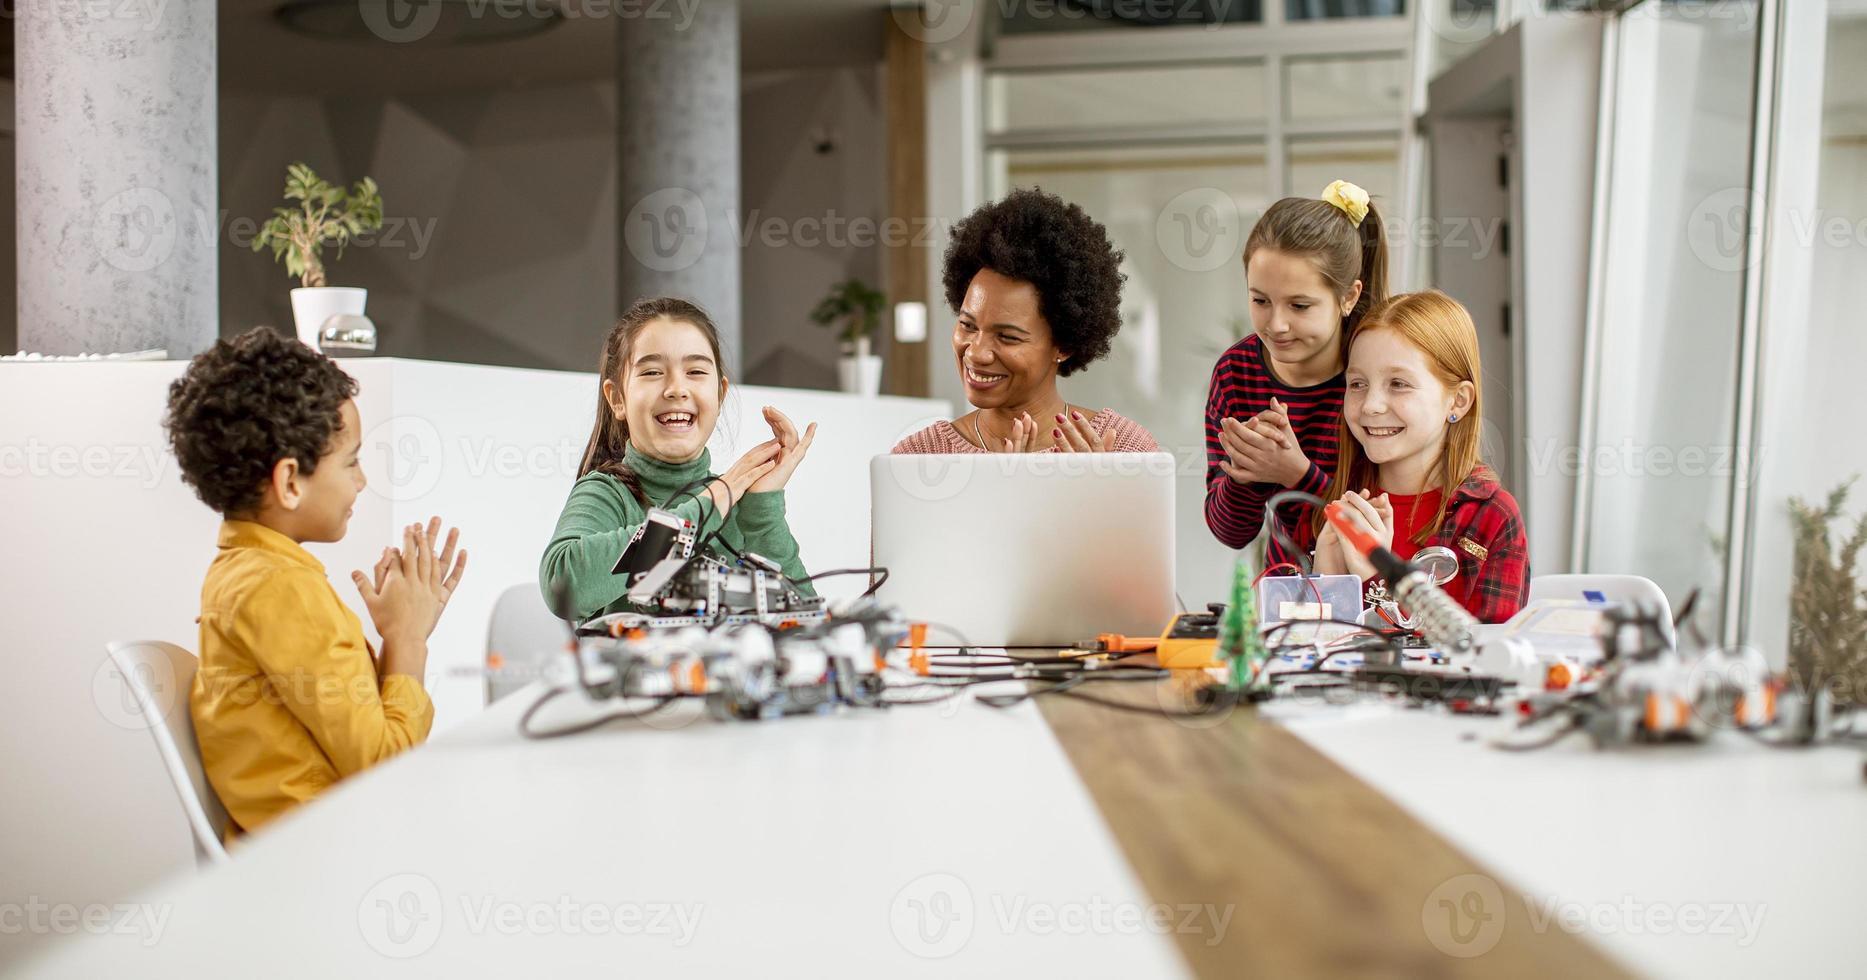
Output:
[1203, 334, 1345, 563]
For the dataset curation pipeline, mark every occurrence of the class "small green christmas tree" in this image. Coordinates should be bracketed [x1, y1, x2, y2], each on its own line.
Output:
[1219, 557, 1267, 691]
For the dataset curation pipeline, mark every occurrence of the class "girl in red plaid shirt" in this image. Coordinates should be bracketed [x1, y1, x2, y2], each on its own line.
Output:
[1296, 290, 1529, 623]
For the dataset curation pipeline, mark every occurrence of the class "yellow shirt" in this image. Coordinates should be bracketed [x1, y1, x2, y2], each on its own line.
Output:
[192, 520, 433, 836]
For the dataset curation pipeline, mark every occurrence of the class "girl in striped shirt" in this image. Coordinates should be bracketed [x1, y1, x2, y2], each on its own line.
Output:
[1204, 180, 1389, 565]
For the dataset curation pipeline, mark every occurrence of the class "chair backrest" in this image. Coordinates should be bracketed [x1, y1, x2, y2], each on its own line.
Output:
[104, 641, 230, 864]
[1525, 574, 1677, 648]
[485, 583, 569, 704]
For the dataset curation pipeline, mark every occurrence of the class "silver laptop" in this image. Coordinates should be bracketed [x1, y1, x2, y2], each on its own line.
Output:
[870, 453, 1177, 648]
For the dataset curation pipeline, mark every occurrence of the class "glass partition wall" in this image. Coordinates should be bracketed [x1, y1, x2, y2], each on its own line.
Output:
[982, 13, 1413, 601]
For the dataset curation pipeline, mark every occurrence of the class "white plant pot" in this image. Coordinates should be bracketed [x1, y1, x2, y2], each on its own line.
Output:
[290, 287, 368, 350]
[837, 354, 883, 396]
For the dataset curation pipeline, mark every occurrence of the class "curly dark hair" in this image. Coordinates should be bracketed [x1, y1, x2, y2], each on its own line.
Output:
[941, 187, 1126, 377]
[164, 326, 359, 516]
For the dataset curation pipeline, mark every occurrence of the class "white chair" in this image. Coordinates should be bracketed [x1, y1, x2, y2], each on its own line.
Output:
[105, 641, 230, 865]
[485, 583, 570, 704]
[1526, 574, 1677, 649]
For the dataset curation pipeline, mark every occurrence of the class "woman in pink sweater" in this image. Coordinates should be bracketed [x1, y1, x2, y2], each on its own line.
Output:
[892, 188, 1159, 455]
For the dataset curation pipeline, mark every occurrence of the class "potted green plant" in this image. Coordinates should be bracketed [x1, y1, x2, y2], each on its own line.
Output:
[252, 163, 385, 349]
[810, 277, 886, 396]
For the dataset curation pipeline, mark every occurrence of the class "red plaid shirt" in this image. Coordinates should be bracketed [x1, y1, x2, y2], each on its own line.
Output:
[1273, 469, 1530, 624]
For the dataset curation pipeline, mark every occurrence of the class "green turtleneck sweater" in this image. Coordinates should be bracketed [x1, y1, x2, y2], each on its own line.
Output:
[539, 444, 814, 621]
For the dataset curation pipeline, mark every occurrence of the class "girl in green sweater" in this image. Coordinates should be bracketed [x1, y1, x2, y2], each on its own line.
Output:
[540, 297, 819, 622]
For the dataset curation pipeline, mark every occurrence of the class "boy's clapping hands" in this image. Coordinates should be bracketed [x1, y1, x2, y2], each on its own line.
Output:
[353, 517, 468, 676]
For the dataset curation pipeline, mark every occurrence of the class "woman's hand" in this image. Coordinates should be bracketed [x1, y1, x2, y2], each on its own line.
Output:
[1054, 410, 1116, 453]
[747, 406, 818, 494]
[706, 438, 782, 516]
[990, 412, 1038, 453]
[1331, 490, 1394, 582]
[1217, 398, 1310, 487]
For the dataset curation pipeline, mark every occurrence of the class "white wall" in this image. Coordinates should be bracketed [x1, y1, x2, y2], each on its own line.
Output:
[0, 357, 945, 966]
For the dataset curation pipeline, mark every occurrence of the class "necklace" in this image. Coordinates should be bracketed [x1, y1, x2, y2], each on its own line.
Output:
[971, 403, 1077, 451]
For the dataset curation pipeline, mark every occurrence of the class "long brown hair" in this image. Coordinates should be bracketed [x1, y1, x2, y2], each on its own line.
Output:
[1243, 191, 1389, 359]
[578, 297, 726, 501]
[1313, 291, 1485, 546]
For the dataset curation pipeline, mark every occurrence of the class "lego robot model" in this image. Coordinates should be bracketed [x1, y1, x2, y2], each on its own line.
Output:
[545, 508, 916, 723]
[586, 508, 827, 634]
[1506, 603, 1810, 746]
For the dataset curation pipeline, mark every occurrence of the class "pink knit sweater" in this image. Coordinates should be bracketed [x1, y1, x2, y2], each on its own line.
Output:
[892, 409, 1160, 454]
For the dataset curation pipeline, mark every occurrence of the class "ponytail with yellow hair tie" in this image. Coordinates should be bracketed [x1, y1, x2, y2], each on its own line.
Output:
[1320, 179, 1370, 228]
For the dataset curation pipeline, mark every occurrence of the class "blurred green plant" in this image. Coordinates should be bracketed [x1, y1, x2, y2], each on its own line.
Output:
[809, 278, 886, 346]
[252, 163, 384, 288]
[1788, 477, 1867, 707]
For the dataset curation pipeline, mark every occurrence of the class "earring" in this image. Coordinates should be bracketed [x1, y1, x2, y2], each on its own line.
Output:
[1448, 414, 1459, 422]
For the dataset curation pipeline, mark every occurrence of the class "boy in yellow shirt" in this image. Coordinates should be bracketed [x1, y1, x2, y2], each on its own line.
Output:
[164, 327, 468, 836]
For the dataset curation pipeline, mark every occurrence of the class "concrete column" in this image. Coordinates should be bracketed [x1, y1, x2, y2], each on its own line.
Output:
[16, 2, 218, 358]
[616, 0, 742, 368]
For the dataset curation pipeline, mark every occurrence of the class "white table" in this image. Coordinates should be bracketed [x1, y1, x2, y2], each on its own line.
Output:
[1271, 702, 1867, 979]
[15, 681, 1191, 978]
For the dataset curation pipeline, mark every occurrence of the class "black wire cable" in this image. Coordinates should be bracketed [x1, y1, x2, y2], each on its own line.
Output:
[1492, 715, 1585, 752]
[518, 686, 682, 740]
[790, 565, 890, 598]
[1265, 489, 1328, 576]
